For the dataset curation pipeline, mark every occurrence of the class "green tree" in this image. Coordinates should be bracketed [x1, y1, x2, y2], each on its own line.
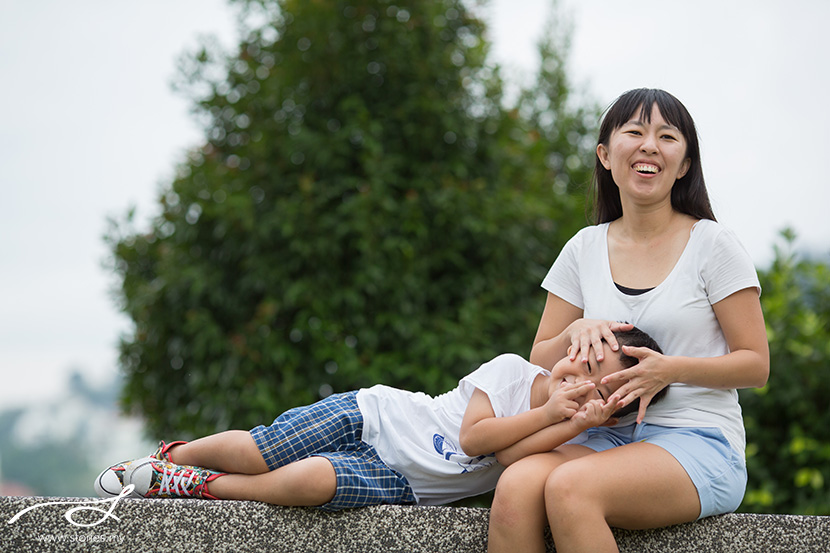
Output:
[106, 0, 596, 439]
[741, 230, 830, 514]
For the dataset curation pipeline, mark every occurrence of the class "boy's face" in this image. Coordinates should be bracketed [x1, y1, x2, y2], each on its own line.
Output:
[548, 341, 626, 407]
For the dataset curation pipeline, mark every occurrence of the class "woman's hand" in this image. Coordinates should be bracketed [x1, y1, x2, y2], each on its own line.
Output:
[565, 319, 634, 363]
[602, 345, 671, 423]
[544, 380, 596, 423]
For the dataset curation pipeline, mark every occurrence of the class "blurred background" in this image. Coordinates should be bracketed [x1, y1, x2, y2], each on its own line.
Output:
[1, 0, 828, 512]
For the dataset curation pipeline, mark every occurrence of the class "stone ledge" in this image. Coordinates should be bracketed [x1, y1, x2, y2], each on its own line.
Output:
[2, 496, 828, 552]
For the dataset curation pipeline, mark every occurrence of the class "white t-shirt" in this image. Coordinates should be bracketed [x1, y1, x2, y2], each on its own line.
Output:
[541, 220, 760, 455]
[356, 353, 548, 505]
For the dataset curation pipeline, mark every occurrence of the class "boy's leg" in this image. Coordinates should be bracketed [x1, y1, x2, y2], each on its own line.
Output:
[167, 392, 364, 475]
[96, 392, 361, 500]
[94, 431, 265, 499]
[167, 430, 269, 474]
[487, 445, 593, 553]
[125, 455, 337, 505]
[208, 456, 337, 505]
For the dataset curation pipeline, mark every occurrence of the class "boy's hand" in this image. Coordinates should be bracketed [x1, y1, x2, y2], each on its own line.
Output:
[571, 396, 621, 431]
[544, 380, 595, 423]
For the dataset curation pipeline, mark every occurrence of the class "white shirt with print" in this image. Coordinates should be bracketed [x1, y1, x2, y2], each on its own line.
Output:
[357, 353, 547, 505]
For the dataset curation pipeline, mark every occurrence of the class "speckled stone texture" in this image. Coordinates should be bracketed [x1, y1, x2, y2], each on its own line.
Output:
[2, 496, 828, 552]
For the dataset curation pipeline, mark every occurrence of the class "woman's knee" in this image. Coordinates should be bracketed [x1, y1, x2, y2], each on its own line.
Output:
[492, 465, 535, 511]
[544, 459, 599, 510]
[490, 459, 552, 525]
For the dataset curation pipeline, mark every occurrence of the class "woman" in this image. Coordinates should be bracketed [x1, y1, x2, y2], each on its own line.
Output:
[487, 89, 769, 553]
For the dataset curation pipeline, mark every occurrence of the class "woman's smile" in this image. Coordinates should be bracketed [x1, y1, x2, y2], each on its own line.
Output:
[632, 161, 660, 176]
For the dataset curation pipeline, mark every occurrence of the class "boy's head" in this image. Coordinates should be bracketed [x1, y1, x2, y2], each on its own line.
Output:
[609, 327, 668, 418]
[548, 326, 668, 417]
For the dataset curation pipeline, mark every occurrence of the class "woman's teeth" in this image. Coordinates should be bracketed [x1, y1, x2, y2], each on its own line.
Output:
[634, 163, 658, 174]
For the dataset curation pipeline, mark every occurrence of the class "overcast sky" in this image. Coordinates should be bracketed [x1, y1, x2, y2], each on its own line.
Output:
[2, 0, 828, 408]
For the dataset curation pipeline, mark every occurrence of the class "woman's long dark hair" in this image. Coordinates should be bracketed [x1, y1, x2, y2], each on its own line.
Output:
[590, 88, 716, 224]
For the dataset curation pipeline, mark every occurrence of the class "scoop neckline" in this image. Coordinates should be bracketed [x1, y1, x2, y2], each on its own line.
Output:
[602, 220, 702, 297]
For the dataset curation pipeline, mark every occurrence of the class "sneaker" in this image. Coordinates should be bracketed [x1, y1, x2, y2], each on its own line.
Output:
[93, 440, 188, 498]
[151, 440, 188, 462]
[125, 457, 225, 499]
[94, 457, 150, 498]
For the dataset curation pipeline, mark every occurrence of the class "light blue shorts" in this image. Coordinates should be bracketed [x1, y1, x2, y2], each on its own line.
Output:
[580, 423, 747, 519]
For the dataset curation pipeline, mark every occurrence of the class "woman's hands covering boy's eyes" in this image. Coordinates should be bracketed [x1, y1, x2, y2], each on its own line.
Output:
[545, 380, 595, 424]
[565, 319, 634, 363]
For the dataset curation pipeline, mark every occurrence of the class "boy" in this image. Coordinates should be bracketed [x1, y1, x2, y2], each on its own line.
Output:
[95, 328, 665, 510]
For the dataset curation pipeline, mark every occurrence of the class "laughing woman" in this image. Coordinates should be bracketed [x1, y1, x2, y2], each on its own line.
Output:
[486, 89, 769, 553]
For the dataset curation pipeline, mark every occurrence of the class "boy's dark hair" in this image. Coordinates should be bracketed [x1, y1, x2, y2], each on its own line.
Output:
[609, 326, 669, 418]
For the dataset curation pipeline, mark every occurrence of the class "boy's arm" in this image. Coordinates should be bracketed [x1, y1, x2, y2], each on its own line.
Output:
[494, 398, 620, 466]
[494, 420, 585, 466]
[458, 381, 595, 457]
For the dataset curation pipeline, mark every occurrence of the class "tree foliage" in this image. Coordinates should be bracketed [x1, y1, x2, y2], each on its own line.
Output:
[106, 0, 596, 438]
[740, 230, 830, 515]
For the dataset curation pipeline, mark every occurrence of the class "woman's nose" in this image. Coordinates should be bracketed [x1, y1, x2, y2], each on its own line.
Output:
[640, 133, 658, 154]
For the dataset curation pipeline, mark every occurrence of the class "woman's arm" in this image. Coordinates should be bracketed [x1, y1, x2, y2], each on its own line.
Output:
[529, 294, 582, 369]
[603, 287, 770, 422]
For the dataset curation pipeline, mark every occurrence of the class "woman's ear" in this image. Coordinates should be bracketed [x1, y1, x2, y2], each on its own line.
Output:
[596, 143, 611, 170]
[678, 157, 691, 179]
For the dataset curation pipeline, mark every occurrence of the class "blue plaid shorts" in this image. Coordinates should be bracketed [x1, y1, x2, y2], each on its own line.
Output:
[250, 391, 416, 511]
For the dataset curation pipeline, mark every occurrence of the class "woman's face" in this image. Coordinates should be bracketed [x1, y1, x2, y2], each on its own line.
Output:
[596, 103, 691, 208]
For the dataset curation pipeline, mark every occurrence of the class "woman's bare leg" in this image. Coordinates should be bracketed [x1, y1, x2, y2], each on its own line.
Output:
[487, 445, 593, 553]
[544, 442, 700, 553]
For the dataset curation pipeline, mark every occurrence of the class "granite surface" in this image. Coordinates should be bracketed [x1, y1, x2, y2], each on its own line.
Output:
[2, 496, 828, 552]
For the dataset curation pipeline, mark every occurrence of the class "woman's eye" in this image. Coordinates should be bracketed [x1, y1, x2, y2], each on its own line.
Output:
[586, 360, 593, 374]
